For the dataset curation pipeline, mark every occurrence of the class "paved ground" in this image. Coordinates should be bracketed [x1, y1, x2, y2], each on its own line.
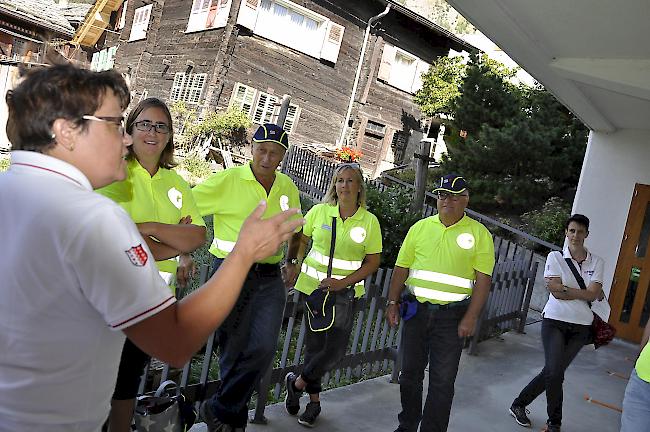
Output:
[191, 313, 637, 432]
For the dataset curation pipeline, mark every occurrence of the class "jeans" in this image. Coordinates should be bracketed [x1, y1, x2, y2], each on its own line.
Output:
[513, 318, 591, 427]
[205, 257, 286, 428]
[621, 369, 650, 432]
[396, 301, 468, 432]
[301, 290, 356, 395]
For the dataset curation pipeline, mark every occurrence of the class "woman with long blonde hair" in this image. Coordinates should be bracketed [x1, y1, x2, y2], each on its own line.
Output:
[284, 162, 382, 427]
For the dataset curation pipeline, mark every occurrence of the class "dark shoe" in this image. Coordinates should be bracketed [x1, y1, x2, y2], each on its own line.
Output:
[285, 372, 302, 416]
[509, 403, 531, 427]
[542, 423, 560, 432]
[298, 402, 321, 428]
[199, 400, 232, 432]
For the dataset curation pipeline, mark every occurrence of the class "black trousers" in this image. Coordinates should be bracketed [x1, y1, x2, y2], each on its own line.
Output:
[301, 290, 356, 395]
[513, 317, 591, 427]
[396, 301, 468, 432]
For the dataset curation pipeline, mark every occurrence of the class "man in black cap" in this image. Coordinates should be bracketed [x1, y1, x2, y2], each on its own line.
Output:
[191, 123, 303, 431]
[386, 173, 495, 432]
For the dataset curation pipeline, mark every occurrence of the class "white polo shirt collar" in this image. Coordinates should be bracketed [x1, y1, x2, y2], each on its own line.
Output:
[10, 150, 93, 191]
[562, 245, 593, 266]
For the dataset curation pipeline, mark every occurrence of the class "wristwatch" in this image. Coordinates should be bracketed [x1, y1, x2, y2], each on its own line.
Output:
[386, 299, 399, 307]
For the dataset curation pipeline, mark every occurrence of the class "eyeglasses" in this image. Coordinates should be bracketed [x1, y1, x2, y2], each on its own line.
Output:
[82, 115, 125, 136]
[133, 120, 170, 134]
[337, 162, 361, 170]
[435, 192, 468, 201]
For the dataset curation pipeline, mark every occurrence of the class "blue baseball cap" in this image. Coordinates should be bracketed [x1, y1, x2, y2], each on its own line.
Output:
[432, 173, 468, 194]
[252, 123, 289, 150]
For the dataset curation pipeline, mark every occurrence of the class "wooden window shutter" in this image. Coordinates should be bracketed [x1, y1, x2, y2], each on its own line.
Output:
[170, 73, 187, 102]
[229, 83, 257, 117]
[91, 52, 99, 71]
[283, 104, 301, 134]
[377, 43, 395, 82]
[107, 46, 118, 69]
[320, 21, 345, 64]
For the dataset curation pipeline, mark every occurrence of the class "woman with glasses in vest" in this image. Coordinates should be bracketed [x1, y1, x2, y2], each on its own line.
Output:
[98, 98, 207, 432]
[283, 162, 382, 427]
[509, 214, 605, 432]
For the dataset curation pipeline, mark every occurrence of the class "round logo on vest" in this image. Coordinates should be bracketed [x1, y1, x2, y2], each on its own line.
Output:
[350, 227, 367, 244]
[456, 233, 475, 250]
[280, 195, 289, 211]
[168, 187, 183, 210]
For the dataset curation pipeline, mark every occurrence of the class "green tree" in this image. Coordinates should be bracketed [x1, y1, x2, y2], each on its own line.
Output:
[415, 54, 588, 215]
[414, 56, 465, 118]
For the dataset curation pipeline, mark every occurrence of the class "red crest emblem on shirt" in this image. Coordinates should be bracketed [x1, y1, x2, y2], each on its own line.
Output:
[125, 244, 148, 266]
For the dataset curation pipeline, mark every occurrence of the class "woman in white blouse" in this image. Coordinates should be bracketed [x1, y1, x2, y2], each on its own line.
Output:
[509, 214, 605, 432]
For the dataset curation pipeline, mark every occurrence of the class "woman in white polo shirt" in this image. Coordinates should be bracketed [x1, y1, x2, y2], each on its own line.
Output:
[509, 214, 605, 432]
[0, 64, 302, 432]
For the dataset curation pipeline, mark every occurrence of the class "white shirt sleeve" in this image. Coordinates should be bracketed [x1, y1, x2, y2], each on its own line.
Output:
[66, 203, 176, 331]
[544, 251, 562, 278]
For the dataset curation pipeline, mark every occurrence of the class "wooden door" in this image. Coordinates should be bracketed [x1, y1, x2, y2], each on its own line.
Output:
[609, 184, 650, 343]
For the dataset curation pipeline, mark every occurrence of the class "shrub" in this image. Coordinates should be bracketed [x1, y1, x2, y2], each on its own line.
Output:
[178, 153, 214, 186]
[185, 108, 252, 152]
[521, 196, 571, 246]
[0, 156, 9, 172]
[365, 184, 421, 267]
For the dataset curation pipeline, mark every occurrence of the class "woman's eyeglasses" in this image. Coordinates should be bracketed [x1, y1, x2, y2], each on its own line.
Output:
[133, 120, 170, 134]
[82, 115, 125, 136]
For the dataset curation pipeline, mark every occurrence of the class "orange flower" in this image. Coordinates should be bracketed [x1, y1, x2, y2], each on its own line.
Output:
[336, 146, 363, 162]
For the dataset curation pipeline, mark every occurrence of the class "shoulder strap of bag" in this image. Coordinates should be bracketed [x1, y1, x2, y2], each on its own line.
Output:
[564, 257, 592, 308]
[328, 216, 336, 278]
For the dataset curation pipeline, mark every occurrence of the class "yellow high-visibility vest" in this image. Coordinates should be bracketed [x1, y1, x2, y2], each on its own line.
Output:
[396, 214, 494, 304]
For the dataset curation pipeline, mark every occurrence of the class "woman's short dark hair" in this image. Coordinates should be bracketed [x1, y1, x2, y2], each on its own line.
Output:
[5, 64, 130, 152]
[125, 97, 177, 169]
[565, 214, 590, 231]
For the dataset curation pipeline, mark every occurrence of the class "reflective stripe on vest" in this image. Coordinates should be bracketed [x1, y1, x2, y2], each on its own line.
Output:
[406, 268, 474, 303]
[306, 250, 362, 271]
[408, 285, 470, 302]
[409, 269, 474, 289]
[211, 237, 236, 254]
[300, 262, 365, 288]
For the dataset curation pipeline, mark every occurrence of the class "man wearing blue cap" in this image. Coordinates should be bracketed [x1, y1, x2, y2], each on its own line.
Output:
[192, 123, 302, 431]
[386, 174, 495, 432]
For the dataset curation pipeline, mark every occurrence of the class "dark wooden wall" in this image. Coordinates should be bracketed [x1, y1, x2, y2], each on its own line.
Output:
[104, 0, 460, 174]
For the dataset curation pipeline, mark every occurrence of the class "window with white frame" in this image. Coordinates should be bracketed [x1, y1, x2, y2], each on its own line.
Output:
[236, 0, 344, 63]
[128, 4, 153, 41]
[186, 0, 231, 33]
[229, 82, 301, 133]
[115, 0, 128, 30]
[391, 51, 417, 92]
[377, 44, 430, 94]
[169, 72, 207, 104]
[90, 46, 117, 71]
